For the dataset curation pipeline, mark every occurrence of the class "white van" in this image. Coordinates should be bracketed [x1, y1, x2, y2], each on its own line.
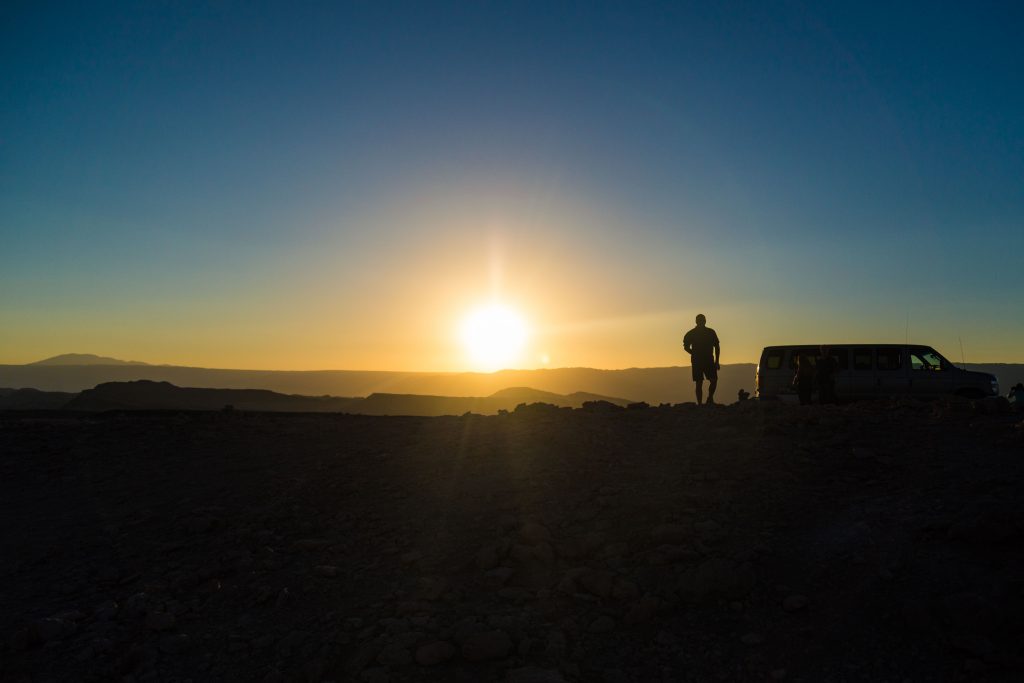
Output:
[756, 344, 998, 401]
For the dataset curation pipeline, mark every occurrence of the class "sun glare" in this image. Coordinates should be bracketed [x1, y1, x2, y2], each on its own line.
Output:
[460, 304, 528, 371]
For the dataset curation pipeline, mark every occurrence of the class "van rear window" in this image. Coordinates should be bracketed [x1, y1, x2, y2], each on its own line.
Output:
[853, 349, 873, 370]
[876, 348, 902, 370]
[762, 350, 784, 369]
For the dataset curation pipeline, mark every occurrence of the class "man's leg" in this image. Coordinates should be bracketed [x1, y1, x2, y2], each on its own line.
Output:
[707, 378, 717, 404]
[694, 380, 703, 405]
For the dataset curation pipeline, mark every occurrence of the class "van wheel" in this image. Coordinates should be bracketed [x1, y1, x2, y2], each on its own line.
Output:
[955, 388, 984, 399]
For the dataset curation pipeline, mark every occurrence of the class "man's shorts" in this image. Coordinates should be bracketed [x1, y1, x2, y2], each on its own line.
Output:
[692, 361, 718, 382]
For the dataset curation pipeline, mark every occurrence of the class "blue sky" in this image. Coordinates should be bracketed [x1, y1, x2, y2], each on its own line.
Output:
[2, 1, 1022, 369]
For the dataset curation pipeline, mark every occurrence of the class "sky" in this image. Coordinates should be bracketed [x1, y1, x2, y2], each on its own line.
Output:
[2, 1, 1022, 371]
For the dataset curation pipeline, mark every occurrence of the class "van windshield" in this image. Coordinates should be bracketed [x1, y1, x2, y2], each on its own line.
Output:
[910, 348, 950, 371]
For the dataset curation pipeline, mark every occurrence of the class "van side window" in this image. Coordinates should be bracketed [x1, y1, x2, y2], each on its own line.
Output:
[763, 350, 784, 370]
[826, 348, 849, 371]
[853, 349, 872, 370]
[876, 348, 902, 371]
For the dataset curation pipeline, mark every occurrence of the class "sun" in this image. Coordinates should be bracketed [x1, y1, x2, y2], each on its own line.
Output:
[459, 304, 529, 371]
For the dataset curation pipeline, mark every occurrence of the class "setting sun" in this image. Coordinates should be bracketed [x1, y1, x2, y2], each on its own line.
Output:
[459, 304, 529, 371]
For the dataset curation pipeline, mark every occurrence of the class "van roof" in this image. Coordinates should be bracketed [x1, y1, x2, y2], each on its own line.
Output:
[760, 344, 935, 351]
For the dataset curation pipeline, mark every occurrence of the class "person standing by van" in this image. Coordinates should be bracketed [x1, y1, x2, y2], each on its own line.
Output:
[793, 354, 815, 405]
[683, 313, 721, 405]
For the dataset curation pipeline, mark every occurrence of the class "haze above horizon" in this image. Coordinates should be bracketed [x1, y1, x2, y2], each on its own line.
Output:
[3, 2, 1022, 370]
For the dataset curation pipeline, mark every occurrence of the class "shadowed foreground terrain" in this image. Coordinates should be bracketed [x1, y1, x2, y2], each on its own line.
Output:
[2, 401, 1023, 682]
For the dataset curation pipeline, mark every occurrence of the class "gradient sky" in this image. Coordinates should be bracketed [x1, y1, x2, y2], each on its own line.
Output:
[2, 1, 1022, 370]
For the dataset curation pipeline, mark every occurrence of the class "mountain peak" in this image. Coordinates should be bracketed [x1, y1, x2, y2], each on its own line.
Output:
[28, 353, 150, 367]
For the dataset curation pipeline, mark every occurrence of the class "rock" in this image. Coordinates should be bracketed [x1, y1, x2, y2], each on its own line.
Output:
[485, 566, 515, 587]
[31, 617, 70, 643]
[313, 565, 338, 577]
[498, 587, 531, 602]
[461, 630, 513, 662]
[361, 667, 390, 683]
[941, 592, 1004, 633]
[579, 570, 614, 598]
[293, 538, 333, 551]
[158, 634, 190, 654]
[782, 595, 808, 612]
[145, 611, 176, 631]
[589, 615, 616, 633]
[951, 634, 995, 658]
[652, 524, 690, 544]
[740, 632, 764, 645]
[601, 542, 629, 558]
[93, 600, 119, 621]
[400, 550, 422, 565]
[625, 595, 660, 624]
[415, 640, 456, 666]
[476, 545, 501, 570]
[611, 578, 640, 601]
[519, 522, 552, 544]
[376, 644, 412, 666]
[414, 576, 449, 600]
[506, 666, 568, 683]
[679, 558, 755, 601]
[545, 629, 567, 655]
[693, 519, 726, 543]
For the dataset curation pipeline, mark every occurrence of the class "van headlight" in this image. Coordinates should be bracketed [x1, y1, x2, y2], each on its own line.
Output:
[991, 379, 999, 395]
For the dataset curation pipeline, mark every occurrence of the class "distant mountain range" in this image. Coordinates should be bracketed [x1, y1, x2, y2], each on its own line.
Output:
[1, 380, 631, 415]
[3, 354, 1022, 410]
[28, 353, 150, 366]
[1, 354, 758, 405]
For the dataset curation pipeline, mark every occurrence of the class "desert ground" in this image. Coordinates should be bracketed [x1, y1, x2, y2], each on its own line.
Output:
[2, 399, 1023, 682]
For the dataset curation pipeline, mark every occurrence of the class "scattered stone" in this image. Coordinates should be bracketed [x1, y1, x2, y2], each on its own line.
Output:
[313, 565, 338, 577]
[652, 524, 690, 544]
[415, 640, 457, 666]
[461, 630, 513, 662]
[519, 522, 552, 544]
[376, 644, 412, 666]
[611, 578, 640, 600]
[625, 595, 660, 624]
[782, 595, 808, 613]
[739, 632, 763, 645]
[579, 570, 614, 598]
[361, 667, 390, 683]
[589, 615, 616, 633]
[477, 545, 501, 570]
[158, 634, 190, 654]
[506, 666, 568, 683]
[293, 538, 333, 551]
[145, 611, 176, 631]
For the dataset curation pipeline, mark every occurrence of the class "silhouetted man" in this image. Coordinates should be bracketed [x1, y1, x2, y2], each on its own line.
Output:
[683, 314, 720, 405]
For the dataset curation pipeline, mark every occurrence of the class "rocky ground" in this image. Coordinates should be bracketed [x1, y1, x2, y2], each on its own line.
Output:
[2, 399, 1023, 683]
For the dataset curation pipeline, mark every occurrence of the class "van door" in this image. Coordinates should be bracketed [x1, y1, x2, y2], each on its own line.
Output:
[876, 347, 909, 396]
[909, 347, 953, 397]
[825, 347, 850, 399]
[849, 347, 876, 398]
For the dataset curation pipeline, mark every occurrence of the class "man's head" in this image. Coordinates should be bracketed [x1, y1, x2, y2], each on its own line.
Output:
[695, 314, 706, 327]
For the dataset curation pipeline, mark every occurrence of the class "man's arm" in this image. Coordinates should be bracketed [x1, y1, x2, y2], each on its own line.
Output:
[683, 332, 693, 355]
[714, 332, 721, 368]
